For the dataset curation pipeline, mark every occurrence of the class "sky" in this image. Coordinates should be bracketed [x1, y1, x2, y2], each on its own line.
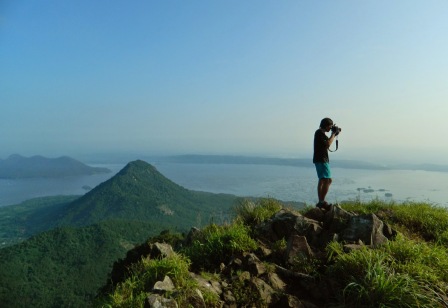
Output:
[1, 1, 448, 164]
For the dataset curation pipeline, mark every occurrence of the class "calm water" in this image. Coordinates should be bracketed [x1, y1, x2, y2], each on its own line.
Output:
[1, 162, 447, 207]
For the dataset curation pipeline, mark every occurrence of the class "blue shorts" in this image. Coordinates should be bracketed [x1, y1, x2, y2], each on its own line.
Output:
[315, 162, 332, 179]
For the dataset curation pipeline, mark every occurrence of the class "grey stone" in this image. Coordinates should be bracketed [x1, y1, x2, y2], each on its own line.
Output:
[153, 275, 175, 293]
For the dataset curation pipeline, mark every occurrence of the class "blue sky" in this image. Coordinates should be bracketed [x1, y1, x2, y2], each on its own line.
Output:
[1, 1, 447, 164]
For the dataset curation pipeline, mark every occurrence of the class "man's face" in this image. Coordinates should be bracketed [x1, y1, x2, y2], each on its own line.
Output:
[324, 124, 332, 132]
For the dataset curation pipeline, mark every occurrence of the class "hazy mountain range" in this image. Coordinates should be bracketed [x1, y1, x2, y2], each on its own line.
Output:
[156, 154, 448, 172]
[2, 154, 447, 179]
[0, 154, 111, 178]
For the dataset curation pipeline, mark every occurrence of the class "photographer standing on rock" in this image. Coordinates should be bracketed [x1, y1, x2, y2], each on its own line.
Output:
[313, 118, 341, 211]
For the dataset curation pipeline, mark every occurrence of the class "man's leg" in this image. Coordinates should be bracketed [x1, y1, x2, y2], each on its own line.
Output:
[318, 178, 332, 202]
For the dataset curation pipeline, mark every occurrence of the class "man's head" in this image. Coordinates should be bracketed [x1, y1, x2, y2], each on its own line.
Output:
[320, 118, 333, 129]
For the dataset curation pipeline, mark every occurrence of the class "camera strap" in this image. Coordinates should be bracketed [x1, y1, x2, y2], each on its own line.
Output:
[329, 137, 338, 152]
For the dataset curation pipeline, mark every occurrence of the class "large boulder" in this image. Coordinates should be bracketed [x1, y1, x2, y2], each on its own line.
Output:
[255, 209, 323, 246]
[256, 207, 396, 251]
[341, 213, 392, 246]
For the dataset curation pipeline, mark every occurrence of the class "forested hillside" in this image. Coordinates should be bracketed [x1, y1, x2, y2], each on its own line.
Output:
[0, 220, 155, 307]
[0, 160, 241, 307]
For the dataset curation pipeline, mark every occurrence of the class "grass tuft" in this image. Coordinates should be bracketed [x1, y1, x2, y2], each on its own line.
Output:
[233, 198, 283, 228]
[182, 222, 258, 271]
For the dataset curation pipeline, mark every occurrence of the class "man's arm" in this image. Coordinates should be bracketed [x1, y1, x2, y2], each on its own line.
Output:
[327, 132, 337, 148]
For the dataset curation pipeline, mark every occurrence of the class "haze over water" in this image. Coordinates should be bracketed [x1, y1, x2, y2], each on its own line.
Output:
[1, 162, 447, 208]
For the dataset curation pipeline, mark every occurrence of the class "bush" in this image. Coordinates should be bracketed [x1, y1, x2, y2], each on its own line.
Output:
[182, 222, 258, 271]
[233, 198, 283, 228]
[99, 253, 192, 307]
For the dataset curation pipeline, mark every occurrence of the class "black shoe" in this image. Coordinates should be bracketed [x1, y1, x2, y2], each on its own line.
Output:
[316, 201, 327, 208]
[316, 201, 332, 211]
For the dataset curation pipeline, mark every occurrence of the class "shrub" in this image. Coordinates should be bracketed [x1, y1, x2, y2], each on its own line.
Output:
[100, 253, 192, 307]
[182, 222, 258, 271]
[233, 198, 282, 228]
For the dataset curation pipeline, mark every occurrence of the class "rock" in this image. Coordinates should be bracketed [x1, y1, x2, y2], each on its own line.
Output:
[325, 204, 353, 233]
[146, 294, 178, 308]
[153, 275, 175, 293]
[285, 235, 313, 264]
[256, 209, 323, 247]
[382, 222, 397, 239]
[341, 213, 389, 246]
[249, 277, 275, 305]
[226, 257, 243, 273]
[237, 271, 251, 282]
[222, 290, 237, 307]
[267, 272, 286, 291]
[256, 243, 272, 258]
[184, 289, 206, 308]
[190, 273, 222, 296]
[243, 253, 267, 276]
[150, 242, 175, 259]
[273, 294, 313, 308]
[184, 227, 201, 245]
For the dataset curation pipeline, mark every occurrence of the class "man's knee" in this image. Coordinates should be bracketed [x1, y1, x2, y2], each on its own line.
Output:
[320, 178, 332, 185]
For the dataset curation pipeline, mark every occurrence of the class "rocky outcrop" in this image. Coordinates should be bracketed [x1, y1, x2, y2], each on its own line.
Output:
[121, 205, 398, 307]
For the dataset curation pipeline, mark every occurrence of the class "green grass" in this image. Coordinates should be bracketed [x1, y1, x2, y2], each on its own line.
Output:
[327, 243, 445, 307]
[342, 199, 448, 245]
[325, 200, 448, 307]
[232, 198, 283, 228]
[100, 253, 193, 307]
[182, 222, 258, 271]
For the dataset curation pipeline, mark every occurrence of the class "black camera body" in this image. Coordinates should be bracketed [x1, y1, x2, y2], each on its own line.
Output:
[331, 124, 341, 135]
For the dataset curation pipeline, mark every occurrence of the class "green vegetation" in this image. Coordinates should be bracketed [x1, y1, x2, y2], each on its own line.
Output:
[99, 198, 448, 308]
[0, 195, 78, 247]
[0, 161, 240, 307]
[232, 198, 283, 227]
[182, 222, 258, 271]
[0, 220, 156, 307]
[59, 160, 238, 227]
[99, 253, 194, 307]
[341, 200, 448, 244]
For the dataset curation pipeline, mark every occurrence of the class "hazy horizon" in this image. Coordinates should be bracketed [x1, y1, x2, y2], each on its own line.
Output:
[1, 1, 448, 165]
[1, 149, 447, 167]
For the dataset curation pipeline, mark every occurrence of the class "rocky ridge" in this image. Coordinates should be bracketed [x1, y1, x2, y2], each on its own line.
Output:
[102, 204, 398, 307]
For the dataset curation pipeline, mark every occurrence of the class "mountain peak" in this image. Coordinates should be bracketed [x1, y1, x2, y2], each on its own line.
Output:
[62, 160, 194, 226]
[117, 160, 158, 175]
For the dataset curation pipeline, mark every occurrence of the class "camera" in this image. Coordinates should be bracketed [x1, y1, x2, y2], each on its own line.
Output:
[331, 124, 341, 135]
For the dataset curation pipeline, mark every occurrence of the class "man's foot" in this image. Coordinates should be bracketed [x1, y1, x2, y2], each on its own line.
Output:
[316, 201, 332, 211]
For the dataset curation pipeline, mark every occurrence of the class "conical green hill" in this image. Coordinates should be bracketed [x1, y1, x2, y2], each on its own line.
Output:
[60, 160, 237, 228]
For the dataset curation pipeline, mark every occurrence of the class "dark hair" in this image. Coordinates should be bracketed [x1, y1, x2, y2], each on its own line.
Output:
[320, 118, 333, 128]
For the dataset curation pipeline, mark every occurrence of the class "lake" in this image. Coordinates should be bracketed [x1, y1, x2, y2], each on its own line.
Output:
[0, 162, 447, 207]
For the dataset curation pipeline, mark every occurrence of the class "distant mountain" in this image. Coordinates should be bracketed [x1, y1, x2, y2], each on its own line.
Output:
[0, 154, 111, 178]
[60, 160, 238, 227]
[159, 154, 390, 170]
[158, 154, 448, 173]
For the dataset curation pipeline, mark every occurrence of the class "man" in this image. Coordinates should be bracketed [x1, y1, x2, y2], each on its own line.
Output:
[313, 118, 339, 211]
